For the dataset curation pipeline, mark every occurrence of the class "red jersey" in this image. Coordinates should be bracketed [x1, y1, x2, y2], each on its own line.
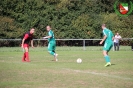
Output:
[23, 32, 33, 44]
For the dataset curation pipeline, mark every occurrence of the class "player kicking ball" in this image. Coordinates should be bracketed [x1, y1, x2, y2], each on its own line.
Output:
[43, 26, 58, 61]
[21, 28, 35, 62]
[100, 24, 114, 67]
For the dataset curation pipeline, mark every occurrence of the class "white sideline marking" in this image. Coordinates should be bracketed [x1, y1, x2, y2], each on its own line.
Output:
[63, 68, 133, 81]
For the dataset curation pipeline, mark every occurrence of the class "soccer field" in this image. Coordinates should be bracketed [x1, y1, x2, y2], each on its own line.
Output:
[0, 47, 133, 88]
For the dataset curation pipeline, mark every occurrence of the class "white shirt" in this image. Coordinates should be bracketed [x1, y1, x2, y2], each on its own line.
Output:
[114, 35, 121, 43]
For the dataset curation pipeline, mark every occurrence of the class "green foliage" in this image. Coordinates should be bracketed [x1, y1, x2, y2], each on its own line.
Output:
[0, 16, 24, 38]
[0, 0, 133, 39]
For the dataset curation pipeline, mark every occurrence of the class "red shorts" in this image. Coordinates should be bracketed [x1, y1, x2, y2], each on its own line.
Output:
[22, 44, 29, 48]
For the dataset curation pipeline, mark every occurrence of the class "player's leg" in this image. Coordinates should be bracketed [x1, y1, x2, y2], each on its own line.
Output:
[103, 51, 111, 63]
[48, 43, 55, 55]
[24, 44, 30, 62]
[22, 44, 28, 62]
[105, 44, 113, 64]
[48, 42, 58, 61]
[114, 42, 116, 51]
[117, 43, 119, 51]
[103, 43, 112, 67]
[53, 43, 58, 61]
[52, 42, 56, 54]
[25, 47, 30, 62]
[22, 44, 26, 62]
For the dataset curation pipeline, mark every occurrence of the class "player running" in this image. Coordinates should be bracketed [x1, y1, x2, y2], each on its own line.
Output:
[100, 24, 114, 67]
[21, 28, 35, 62]
[43, 26, 58, 61]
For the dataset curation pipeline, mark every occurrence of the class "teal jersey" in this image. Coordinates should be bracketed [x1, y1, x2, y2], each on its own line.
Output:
[48, 30, 55, 43]
[103, 28, 114, 43]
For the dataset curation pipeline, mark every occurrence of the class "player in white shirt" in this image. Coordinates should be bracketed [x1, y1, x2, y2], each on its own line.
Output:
[113, 33, 122, 51]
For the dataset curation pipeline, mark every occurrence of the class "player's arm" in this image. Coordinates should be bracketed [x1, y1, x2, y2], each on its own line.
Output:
[112, 37, 115, 41]
[112, 32, 115, 41]
[119, 36, 122, 40]
[100, 35, 107, 45]
[21, 38, 25, 48]
[43, 32, 52, 39]
[114, 35, 117, 39]
[43, 36, 52, 39]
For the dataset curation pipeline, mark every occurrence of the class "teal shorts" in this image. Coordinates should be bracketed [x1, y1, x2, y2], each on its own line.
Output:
[48, 42, 56, 51]
[103, 42, 113, 52]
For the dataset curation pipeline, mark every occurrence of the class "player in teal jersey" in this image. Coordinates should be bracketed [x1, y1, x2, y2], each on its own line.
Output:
[100, 24, 114, 67]
[43, 26, 58, 61]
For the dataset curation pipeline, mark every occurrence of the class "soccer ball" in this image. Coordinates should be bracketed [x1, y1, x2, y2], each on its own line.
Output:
[77, 58, 82, 63]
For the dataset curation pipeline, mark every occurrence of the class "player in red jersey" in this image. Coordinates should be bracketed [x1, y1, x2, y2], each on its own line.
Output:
[21, 28, 35, 62]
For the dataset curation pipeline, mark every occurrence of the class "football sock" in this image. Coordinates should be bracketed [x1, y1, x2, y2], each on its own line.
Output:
[104, 55, 110, 63]
[25, 52, 30, 61]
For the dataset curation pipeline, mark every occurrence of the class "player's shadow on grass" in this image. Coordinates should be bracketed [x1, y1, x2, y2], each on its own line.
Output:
[108, 64, 116, 67]
[106, 64, 115, 67]
[106, 64, 116, 67]
[111, 64, 116, 65]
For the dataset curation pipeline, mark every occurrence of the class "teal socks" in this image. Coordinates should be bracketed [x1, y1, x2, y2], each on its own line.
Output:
[104, 55, 110, 62]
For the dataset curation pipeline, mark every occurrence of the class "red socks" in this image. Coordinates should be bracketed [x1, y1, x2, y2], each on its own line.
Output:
[25, 52, 30, 62]
[22, 52, 30, 62]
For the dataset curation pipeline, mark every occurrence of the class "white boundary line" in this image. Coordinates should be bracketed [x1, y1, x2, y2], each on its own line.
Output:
[63, 68, 133, 81]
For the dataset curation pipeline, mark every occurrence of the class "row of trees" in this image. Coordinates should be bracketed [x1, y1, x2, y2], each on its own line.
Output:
[0, 0, 133, 40]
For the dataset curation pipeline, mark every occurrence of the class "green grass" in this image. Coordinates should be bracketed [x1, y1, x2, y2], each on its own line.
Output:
[0, 46, 133, 88]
